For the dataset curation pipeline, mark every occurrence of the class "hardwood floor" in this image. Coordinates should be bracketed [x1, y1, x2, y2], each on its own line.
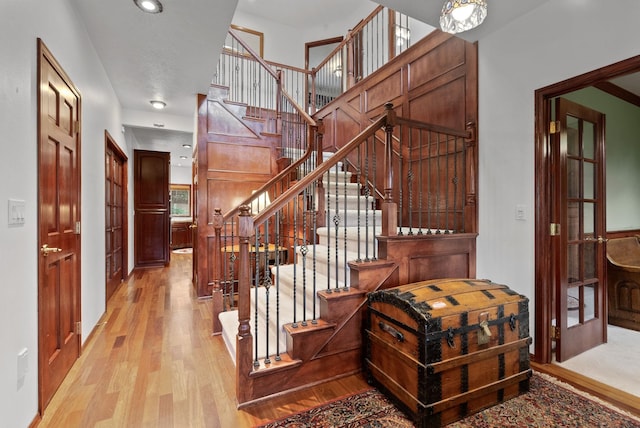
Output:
[37, 252, 639, 427]
[37, 253, 368, 428]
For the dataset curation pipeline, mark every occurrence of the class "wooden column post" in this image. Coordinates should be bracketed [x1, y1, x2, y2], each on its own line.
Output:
[236, 205, 255, 404]
[212, 208, 224, 334]
[382, 102, 397, 237]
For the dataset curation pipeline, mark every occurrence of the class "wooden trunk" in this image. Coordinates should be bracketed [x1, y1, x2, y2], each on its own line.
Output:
[365, 279, 531, 427]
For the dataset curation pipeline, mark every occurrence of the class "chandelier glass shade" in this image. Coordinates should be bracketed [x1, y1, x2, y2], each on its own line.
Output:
[440, 0, 487, 34]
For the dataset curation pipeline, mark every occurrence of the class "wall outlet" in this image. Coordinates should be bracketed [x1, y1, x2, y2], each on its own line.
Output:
[17, 348, 28, 390]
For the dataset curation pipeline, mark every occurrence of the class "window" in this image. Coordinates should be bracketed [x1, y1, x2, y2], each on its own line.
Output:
[170, 184, 191, 217]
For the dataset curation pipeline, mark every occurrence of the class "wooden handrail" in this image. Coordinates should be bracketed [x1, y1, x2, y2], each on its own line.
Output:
[222, 127, 318, 221]
[254, 114, 388, 226]
[395, 116, 473, 139]
[312, 5, 384, 73]
[228, 28, 280, 80]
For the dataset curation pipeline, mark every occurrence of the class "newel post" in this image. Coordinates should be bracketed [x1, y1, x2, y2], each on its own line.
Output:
[236, 205, 254, 403]
[465, 121, 478, 234]
[212, 208, 224, 334]
[382, 102, 398, 236]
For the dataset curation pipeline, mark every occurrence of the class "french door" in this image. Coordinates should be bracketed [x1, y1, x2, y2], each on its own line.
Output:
[553, 97, 607, 362]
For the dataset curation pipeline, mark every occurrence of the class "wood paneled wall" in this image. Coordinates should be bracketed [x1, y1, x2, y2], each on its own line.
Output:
[317, 30, 478, 234]
[194, 88, 280, 296]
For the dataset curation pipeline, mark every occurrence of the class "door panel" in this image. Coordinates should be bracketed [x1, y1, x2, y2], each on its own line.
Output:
[555, 97, 606, 361]
[106, 134, 127, 301]
[37, 40, 81, 411]
[134, 150, 170, 267]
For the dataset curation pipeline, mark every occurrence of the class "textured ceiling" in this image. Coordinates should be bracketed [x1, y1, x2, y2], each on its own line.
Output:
[73, 0, 640, 170]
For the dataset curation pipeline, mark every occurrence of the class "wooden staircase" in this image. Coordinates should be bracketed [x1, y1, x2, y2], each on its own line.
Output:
[219, 164, 383, 362]
[201, 19, 480, 406]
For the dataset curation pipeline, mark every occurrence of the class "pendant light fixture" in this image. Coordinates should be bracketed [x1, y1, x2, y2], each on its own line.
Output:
[440, 0, 487, 34]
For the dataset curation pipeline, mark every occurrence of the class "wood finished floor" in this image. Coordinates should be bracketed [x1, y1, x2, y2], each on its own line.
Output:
[37, 253, 368, 428]
[37, 252, 639, 427]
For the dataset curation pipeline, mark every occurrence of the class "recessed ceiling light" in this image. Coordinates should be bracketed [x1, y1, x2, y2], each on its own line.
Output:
[153, 123, 165, 127]
[180, 156, 188, 160]
[182, 144, 192, 149]
[134, 0, 163, 13]
[150, 100, 166, 109]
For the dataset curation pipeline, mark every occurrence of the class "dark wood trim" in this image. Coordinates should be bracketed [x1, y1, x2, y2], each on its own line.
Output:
[606, 229, 640, 239]
[105, 131, 128, 303]
[593, 81, 640, 108]
[534, 54, 640, 364]
[305, 36, 344, 70]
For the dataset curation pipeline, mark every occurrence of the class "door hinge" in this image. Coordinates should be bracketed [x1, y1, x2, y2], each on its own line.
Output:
[551, 325, 560, 341]
[74, 120, 81, 135]
[550, 223, 561, 236]
[76, 321, 82, 336]
[549, 120, 560, 134]
[75, 221, 81, 234]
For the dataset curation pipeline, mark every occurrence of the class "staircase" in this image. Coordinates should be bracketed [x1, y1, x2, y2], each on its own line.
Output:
[206, 16, 480, 406]
[219, 157, 382, 362]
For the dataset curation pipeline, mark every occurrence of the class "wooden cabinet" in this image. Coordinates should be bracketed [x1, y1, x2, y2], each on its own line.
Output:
[171, 220, 193, 249]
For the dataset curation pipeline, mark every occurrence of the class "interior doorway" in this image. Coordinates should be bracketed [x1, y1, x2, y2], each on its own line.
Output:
[534, 55, 640, 364]
[37, 39, 82, 412]
[105, 132, 128, 303]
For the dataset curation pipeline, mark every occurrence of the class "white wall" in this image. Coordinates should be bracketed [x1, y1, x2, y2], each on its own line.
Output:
[0, 0, 126, 425]
[475, 0, 640, 348]
[232, 1, 378, 68]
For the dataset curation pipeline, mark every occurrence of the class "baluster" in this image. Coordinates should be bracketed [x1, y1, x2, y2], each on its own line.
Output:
[291, 196, 298, 327]
[356, 145, 362, 262]
[301, 187, 308, 326]
[418, 130, 424, 235]
[364, 137, 370, 262]
[342, 157, 348, 290]
[427, 131, 433, 234]
[212, 208, 223, 333]
[274, 211, 282, 359]
[407, 125, 414, 235]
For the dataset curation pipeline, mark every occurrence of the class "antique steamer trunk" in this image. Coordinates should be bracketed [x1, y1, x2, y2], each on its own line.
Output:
[365, 279, 531, 427]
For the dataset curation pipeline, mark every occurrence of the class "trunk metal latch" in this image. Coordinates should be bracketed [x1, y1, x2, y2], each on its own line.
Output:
[478, 312, 492, 345]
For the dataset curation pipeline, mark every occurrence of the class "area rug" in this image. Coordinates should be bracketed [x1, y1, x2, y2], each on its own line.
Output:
[257, 373, 640, 427]
[172, 247, 192, 254]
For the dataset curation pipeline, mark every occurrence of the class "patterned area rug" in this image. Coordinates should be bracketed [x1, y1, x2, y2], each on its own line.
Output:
[258, 373, 640, 427]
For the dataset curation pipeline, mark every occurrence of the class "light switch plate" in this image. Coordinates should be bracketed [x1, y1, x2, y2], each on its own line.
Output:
[8, 199, 25, 226]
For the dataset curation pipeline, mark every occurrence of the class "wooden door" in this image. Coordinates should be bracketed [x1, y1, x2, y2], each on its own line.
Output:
[37, 39, 82, 411]
[105, 133, 127, 301]
[134, 150, 170, 267]
[192, 151, 198, 284]
[554, 98, 607, 361]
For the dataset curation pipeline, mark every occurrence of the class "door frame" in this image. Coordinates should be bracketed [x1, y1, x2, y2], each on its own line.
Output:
[37, 38, 82, 412]
[105, 131, 128, 303]
[534, 55, 640, 363]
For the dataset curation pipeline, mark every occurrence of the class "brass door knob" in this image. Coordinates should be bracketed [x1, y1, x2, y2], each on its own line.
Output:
[41, 244, 62, 256]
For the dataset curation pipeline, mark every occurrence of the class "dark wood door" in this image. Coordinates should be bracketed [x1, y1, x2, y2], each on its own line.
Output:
[134, 150, 170, 267]
[554, 98, 607, 361]
[105, 133, 127, 301]
[37, 39, 82, 411]
[191, 157, 198, 284]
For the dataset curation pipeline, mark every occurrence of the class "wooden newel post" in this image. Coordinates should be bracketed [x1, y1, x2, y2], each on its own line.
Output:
[212, 208, 224, 334]
[236, 205, 255, 403]
[382, 102, 397, 236]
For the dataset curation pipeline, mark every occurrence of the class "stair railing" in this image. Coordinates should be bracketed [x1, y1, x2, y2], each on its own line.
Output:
[309, 6, 417, 112]
[210, 28, 319, 332]
[226, 103, 476, 404]
[214, 28, 282, 131]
